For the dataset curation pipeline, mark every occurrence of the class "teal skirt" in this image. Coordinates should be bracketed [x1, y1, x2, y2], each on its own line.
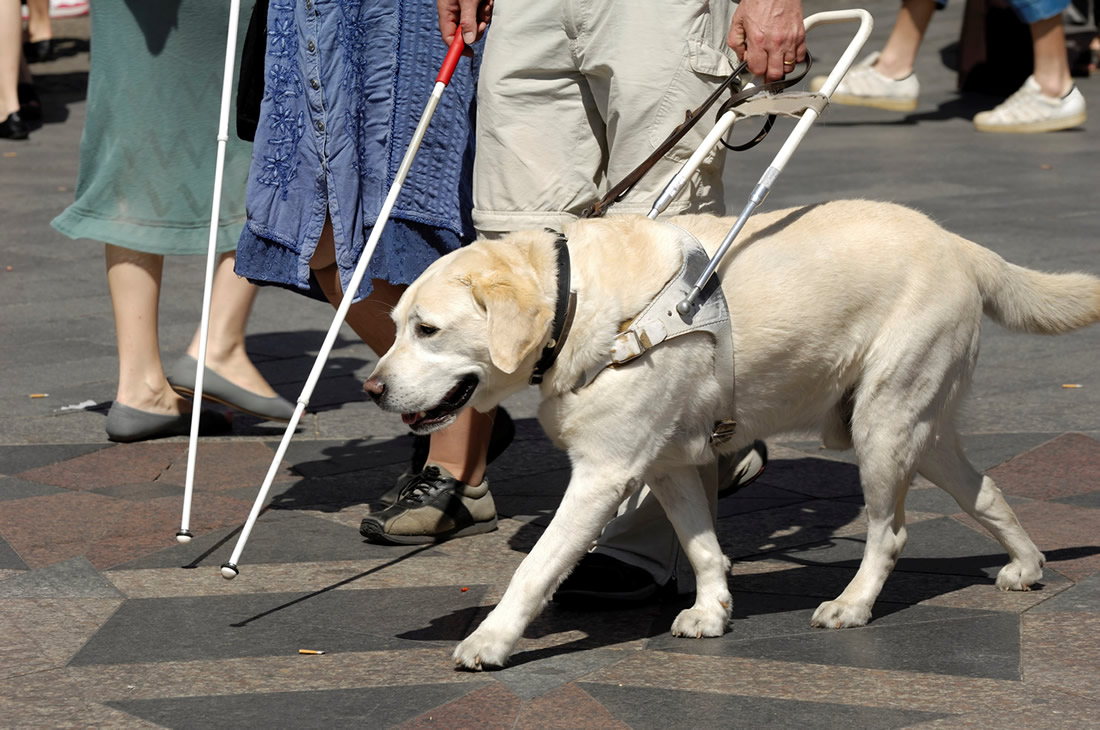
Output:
[52, 0, 255, 255]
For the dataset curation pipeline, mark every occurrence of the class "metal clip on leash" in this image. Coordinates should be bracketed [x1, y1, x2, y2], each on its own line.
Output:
[662, 9, 874, 315]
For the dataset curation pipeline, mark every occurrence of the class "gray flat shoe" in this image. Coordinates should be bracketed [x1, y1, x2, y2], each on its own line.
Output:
[105, 402, 233, 443]
[167, 354, 296, 422]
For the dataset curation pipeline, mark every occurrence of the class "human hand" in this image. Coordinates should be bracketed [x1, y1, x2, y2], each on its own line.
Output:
[437, 0, 493, 48]
[727, 0, 807, 83]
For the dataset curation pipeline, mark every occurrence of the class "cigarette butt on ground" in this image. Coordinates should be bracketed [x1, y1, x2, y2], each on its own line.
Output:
[29, 393, 48, 398]
[1061, 384, 1083, 389]
[298, 649, 325, 655]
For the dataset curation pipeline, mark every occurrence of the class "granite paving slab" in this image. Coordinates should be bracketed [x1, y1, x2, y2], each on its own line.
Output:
[0, 534, 28, 572]
[986, 433, 1100, 501]
[510, 683, 632, 730]
[14, 442, 187, 490]
[652, 604, 1022, 680]
[396, 682, 525, 730]
[1028, 572, 1100, 614]
[113, 509, 395, 570]
[0, 443, 108, 477]
[579, 683, 949, 730]
[1051, 490, 1100, 510]
[69, 585, 488, 666]
[0, 476, 67, 502]
[108, 683, 484, 730]
[0, 557, 121, 599]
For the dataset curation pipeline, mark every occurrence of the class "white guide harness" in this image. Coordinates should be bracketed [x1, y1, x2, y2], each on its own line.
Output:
[575, 222, 738, 444]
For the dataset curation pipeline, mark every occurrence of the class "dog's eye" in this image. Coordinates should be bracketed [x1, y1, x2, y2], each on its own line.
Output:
[416, 323, 440, 338]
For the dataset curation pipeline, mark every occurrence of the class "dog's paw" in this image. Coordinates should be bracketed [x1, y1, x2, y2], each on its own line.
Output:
[995, 558, 1044, 591]
[453, 628, 512, 671]
[811, 599, 871, 629]
[670, 605, 730, 638]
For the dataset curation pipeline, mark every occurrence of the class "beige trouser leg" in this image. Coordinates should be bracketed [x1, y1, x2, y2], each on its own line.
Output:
[475, 0, 740, 590]
[474, 0, 738, 235]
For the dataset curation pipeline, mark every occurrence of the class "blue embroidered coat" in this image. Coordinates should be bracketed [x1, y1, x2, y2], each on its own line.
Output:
[235, 0, 480, 301]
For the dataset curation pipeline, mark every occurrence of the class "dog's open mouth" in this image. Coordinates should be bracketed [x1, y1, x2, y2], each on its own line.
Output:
[401, 374, 479, 431]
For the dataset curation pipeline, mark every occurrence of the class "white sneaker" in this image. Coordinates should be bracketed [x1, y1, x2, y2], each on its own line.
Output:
[49, 0, 89, 18]
[973, 76, 1087, 133]
[810, 52, 920, 112]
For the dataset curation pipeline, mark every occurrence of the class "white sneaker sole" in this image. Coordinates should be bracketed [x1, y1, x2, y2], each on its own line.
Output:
[829, 92, 918, 113]
[973, 110, 1087, 133]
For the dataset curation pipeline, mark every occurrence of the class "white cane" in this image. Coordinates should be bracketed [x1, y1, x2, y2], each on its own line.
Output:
[219, 34, 468, 578]
[177, 0, 244, 544]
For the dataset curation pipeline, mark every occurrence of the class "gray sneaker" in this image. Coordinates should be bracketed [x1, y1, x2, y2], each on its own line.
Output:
[360, 464, 498, 545]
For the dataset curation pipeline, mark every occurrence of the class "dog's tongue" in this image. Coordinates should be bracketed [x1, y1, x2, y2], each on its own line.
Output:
[401, 413, 419, 426]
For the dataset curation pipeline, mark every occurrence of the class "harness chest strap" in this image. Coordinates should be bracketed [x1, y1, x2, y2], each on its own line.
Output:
[575, 224, 738, 443]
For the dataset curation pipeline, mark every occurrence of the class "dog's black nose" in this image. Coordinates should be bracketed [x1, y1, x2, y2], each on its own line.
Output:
[363, 376, 385, 402]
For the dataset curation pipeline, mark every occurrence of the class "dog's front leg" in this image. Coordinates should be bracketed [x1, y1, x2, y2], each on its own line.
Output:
[647, 465, 733, 638]
[453, 463, 637, 671]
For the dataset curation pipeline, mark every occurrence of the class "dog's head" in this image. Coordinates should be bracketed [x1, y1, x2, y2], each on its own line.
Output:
[364, 232, 558, 434]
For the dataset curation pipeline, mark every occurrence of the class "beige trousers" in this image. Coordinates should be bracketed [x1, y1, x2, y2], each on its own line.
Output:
[473, 0, 739, 235]
[476, 0, 742, 590]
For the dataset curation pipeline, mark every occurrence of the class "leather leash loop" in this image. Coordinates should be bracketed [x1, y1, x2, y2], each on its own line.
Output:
[580, 60, 748, 219]
[716, 51, 813, 152]
[582, 52, 813, 219]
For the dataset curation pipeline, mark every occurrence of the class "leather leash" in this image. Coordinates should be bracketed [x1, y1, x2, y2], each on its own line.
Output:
[580, 53, 812, 220]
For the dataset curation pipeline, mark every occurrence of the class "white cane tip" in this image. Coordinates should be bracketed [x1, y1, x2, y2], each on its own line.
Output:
[220, 563, 239, 580]
[175, 530, 193, 544]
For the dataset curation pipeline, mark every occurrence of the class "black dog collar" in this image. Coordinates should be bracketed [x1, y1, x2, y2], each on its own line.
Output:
[529, 233, 577, 385]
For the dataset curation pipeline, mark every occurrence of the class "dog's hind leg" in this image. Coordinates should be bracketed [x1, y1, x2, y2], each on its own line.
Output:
[646, 465, 733, 638]
[452, 463, 638, 670]
[811, 389, 931, 629]
[917, 431, 1044, 590]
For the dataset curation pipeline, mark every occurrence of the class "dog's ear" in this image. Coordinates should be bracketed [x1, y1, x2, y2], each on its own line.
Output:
[472, 276, 554, 375]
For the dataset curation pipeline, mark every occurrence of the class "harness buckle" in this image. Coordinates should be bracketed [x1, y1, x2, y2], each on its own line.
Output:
[609, 330, 645, 366]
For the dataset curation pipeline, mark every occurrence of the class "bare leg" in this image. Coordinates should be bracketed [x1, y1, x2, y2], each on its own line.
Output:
[874, 0, 936, 79]
[105, 245, 190, 416]
[309, 219, 492, 484]
[184, 252, 278, 398]
[1, 0, 21, 117]
[1030, 14, 1072, 97]
[24, 0, 51, 44]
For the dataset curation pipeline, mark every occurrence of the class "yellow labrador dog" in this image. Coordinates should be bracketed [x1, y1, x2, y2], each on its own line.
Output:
[364, 201, 1100, 670]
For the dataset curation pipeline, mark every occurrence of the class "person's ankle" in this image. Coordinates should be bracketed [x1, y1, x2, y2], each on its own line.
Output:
[428, 459, 486, 486]
[115, 384, 187, 415]
[1033, 73, 1071, 99]
[872, 51, 914, 80]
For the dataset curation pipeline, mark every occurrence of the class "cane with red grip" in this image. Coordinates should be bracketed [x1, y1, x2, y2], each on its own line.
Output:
[220, 33, 468, 579]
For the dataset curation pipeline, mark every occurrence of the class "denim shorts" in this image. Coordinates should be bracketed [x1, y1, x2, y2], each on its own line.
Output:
[938, 0, 1069, 23]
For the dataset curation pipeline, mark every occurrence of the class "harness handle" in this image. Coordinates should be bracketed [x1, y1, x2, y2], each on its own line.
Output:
[581, 53, 813, 220]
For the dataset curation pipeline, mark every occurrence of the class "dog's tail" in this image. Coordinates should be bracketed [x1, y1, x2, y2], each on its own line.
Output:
[964, 238, 1100, 335]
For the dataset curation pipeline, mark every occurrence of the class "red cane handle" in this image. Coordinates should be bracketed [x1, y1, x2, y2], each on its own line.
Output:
[436, 33, 465, 85]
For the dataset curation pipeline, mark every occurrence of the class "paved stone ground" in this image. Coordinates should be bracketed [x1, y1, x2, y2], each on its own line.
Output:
[1, 6, 1098, 729]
